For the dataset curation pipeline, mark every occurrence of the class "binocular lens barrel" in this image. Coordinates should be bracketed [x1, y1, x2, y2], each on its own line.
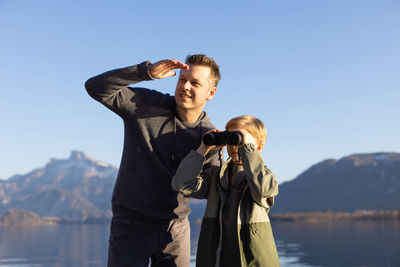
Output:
[203, 131, 243, 146]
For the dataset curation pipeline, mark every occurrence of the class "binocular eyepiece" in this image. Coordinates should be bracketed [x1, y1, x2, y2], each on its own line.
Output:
[202, 131, 243, 146]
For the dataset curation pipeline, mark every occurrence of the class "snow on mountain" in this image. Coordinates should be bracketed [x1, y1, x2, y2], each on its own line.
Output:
[0, 151, 118, 221]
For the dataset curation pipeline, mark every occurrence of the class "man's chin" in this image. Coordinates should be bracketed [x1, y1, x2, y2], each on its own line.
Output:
[176, 101, 193, 109]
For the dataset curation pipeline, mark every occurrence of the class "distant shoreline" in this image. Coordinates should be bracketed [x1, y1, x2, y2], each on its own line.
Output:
[269, 210, 400, 222]
[1, 209, 400, 227]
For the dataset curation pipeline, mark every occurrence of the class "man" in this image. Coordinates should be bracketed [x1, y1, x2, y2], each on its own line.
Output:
[85, 54, 222, 267]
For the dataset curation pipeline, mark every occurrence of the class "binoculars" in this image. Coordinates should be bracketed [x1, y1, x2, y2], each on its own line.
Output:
[202, 131, 243, 146]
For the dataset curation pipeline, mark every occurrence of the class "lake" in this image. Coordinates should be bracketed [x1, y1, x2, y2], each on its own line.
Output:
[0, 220, 399, 267]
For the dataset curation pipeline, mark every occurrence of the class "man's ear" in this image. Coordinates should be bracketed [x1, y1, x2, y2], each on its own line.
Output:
[207, 87, 217, 100]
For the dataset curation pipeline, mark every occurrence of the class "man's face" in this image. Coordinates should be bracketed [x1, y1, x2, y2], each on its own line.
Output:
[174, 64, 216, 112]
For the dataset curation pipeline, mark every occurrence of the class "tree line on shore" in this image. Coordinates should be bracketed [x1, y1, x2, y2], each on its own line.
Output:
[270, 209, 400, 222]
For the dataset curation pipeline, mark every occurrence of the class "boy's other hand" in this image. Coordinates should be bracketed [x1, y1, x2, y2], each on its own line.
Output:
[236, 129, 258, 148]
[149, 59, 189, 79]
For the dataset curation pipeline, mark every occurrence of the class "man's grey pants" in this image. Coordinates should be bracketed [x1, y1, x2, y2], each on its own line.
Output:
[107, 216, 190, 267]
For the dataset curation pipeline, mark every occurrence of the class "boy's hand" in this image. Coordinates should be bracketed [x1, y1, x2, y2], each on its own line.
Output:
[236, 129, 258, 148]
[149, 59, 189, 79]
[196, 129, 225, 156]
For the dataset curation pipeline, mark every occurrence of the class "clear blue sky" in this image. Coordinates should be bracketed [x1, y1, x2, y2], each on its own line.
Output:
[1, 0, 399, 183]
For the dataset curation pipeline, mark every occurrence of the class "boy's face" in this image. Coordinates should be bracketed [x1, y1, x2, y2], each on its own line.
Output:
[174, 64, 217, 113]
[226, 127, 262, 165]
[227, 144, 242, 165]
[225, 127, 246, 165]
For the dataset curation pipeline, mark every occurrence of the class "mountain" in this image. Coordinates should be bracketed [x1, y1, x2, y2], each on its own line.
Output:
[273, 152, 400, 213]
[0, 209, 52, 226]
[0, 151, 117, 221]
[0, 150, 206, 223]
[2, 151, 398, 223]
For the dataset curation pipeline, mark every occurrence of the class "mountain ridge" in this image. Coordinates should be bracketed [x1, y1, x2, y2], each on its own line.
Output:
[1, 151, 399, 222]
[0, 151, 117, 221]
[272, 152, 400, 213]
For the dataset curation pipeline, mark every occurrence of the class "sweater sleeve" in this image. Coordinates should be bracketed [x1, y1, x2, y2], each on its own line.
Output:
[171, 149, 222, 199]
[239, 144, 279, 208]
[84, 61, 155, 118]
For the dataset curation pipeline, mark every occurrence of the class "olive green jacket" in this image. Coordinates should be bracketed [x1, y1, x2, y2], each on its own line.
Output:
[171, 144, 280, 267]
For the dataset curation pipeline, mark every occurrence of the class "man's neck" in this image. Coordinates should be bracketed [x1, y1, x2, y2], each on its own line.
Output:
[176, 107, 203, 123]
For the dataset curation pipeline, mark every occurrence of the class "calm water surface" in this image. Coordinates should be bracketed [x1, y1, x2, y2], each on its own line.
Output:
[0, 220, 399, 267]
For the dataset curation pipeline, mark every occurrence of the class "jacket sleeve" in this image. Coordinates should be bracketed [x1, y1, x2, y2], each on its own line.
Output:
[239, 144, 279, 208]
[171, 149, 222, 199]
[84, 61, 154, 118]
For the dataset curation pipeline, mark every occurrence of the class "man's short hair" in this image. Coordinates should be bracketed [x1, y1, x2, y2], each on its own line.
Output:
[225, 115, 267, 147]
[186, 54, 221, 87]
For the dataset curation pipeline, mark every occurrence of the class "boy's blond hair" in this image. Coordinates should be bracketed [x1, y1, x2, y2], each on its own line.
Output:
[225, 115, 267, 147]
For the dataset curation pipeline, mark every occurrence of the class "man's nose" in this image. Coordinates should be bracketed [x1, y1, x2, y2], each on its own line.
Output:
[183, 81, 191, 91]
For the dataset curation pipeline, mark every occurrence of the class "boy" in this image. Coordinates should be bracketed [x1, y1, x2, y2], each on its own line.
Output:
[171, 115, 280, 267]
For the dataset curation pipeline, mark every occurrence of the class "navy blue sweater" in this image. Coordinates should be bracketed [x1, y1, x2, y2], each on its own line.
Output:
[85, 61, 222, 221]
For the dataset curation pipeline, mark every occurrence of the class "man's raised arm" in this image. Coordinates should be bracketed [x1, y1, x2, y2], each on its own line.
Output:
[84, 59, 188, 117]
